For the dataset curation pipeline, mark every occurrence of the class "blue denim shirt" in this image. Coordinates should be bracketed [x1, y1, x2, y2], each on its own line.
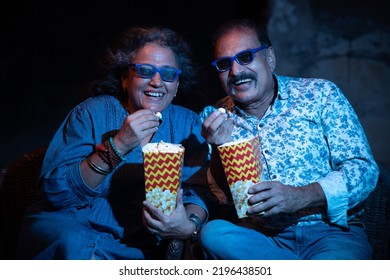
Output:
[200, 74, 379, 229]
[38, 95, 209, 236]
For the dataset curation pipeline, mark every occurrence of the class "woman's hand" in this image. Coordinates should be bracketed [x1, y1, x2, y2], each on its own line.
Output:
[114, 109, 161, 154]
[142, 189, 195, 239]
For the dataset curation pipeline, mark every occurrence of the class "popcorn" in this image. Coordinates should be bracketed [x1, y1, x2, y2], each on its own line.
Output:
[155, 112, 162, 119]
[145, 188, 176, 216]
[142, 141, 185, 216]
[230, 180, 255, 218]
[218, 107, 226, 114]
[142, 141, 183, 153]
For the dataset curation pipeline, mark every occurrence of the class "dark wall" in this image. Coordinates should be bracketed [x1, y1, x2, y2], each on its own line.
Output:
[1, 0, 389, 169]
[0, 0, 268, 168]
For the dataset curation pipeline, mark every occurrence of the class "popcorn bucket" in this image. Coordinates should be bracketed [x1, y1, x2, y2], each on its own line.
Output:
[142, 142, 185, 215]
[217, 136, 262, 218]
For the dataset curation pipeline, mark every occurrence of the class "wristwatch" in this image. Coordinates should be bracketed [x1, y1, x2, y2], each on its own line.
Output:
[188, 213, 202, 242]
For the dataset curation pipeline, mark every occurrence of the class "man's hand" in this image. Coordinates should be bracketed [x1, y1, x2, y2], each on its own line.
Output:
[201, 110, 233, 145]
[246, 181, 326, 217]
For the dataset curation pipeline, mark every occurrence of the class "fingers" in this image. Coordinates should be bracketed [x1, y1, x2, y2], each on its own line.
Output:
[247, 200, 268, 216]
[143, 200, 165, 221]
[175, 188, 183, 208]
[247, 182, 273, 216]
[143, 212, 161, 236]
[116, 109, 161, 149]
[202, 110, 224, 130]
[201, 110, 233, 145]
[127, 109, 161, 132]
[247, 181, 293, 217]
[248, 181, 271, 194]
[206, 110, 231, 132]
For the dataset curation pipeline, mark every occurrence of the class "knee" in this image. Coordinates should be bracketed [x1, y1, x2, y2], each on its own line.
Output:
[200, 219, 233, 249]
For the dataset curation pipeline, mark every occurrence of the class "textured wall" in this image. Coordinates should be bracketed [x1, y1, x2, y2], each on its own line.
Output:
[268, 0, 390, 168]
[1, 0, 389, 169]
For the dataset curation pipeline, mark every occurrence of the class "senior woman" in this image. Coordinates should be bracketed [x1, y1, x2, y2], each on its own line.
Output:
[16, 26, 210, 260]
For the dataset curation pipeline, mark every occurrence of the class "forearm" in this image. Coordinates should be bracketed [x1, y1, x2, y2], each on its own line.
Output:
[80, 152, 109, 189]
[185, 204, 207, 223]
[81, 137, 125, 189]
[295, 182, 327, 211]
[183, 204, 207, 240]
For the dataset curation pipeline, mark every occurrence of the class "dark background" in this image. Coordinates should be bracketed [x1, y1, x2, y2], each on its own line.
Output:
[1, 0, 389, 170]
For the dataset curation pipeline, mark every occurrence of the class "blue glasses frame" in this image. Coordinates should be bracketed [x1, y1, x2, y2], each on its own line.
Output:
[128, 63, 182, 82]
[211, 45, 268, 72]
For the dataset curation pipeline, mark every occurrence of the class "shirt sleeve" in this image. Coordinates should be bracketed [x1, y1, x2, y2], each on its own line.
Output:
[319, 82, 379, 227]
[317, 171, 348, 226]
[40, 102, 115, 209]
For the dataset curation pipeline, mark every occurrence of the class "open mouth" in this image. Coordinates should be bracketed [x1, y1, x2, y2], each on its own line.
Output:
[234, 78, 253, 86]
[145, 91, 164, 98]
[229, 73, 257, 89]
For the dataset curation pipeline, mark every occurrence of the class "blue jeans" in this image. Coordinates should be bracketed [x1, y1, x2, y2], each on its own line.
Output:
[17, 209, 151, 260]
[199, 219, 372, 260]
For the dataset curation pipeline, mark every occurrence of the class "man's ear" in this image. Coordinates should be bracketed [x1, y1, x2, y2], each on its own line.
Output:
[266, 47, 276, 72]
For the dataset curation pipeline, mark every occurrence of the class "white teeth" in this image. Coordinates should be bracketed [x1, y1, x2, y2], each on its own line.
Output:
[145, 92, 163, 97]
[235, 78, 252, 85]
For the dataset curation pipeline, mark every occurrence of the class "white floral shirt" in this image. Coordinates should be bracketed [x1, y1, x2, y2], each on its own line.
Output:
[200, 74, 379, 228]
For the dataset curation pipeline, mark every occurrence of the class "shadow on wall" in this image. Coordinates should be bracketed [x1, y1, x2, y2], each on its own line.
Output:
[1, 0, 389, 170]
[0, 0, 270, 169]
[267, 0, 390, 169]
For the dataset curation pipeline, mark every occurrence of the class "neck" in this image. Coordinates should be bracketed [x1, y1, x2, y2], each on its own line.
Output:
[120, 97, 135, 114]
[240, 76, 277, 119]
[238, 89, 277, 119]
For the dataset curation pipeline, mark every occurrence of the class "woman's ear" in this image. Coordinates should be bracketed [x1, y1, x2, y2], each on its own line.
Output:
[266, 47, 276, 72]
[121, 77, 128, 92]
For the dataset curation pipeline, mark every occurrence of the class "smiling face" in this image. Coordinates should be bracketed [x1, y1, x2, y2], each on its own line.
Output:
[214, 27, 276, 107]
[122, 43, 179, 113]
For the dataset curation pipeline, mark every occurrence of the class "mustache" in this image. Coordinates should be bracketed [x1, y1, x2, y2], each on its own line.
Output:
[228, 72, 257, 88]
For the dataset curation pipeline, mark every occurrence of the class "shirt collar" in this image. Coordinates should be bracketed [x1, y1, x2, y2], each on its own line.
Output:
[273, 73, 289, 100]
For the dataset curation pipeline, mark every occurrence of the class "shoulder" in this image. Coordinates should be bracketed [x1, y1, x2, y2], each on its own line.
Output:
[277, 74, 342, 101]
[278, 74, 336, 88]
[74, 95, 122, 114]
[78, 95, 119, 109]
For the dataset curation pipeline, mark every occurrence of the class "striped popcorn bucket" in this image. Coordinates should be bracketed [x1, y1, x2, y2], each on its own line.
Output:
[143, 142, 185, 216]
[217, 136, 262, 218]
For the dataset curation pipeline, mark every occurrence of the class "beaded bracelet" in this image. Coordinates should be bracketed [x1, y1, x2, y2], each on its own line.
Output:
[104, 139, 123, 166]
[86, 157, 111, 175]
[108, 137, 126, 161]
[95, 140, 122, 171]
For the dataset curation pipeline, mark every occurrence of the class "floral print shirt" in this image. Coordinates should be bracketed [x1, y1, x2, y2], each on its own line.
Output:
[200, 74, 379, 228]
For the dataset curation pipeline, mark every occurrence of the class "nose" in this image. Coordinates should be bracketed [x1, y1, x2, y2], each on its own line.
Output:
[149, 72, 163, 86]
[229, 59, 244, 75]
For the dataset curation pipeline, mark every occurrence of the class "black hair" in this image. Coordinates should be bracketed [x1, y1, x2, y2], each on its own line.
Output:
[83, 26, 196, 99]
[212, 18, 272, 48]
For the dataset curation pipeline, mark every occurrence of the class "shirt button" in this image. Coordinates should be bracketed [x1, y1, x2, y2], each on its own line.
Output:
[264, 149, 269, 154]
[272, 174, 277, 180]
[258, 123, 264, 129]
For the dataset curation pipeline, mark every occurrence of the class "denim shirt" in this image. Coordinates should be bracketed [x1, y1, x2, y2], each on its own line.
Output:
[39, 95, 209, 235]
[200, 74, 379, 229]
